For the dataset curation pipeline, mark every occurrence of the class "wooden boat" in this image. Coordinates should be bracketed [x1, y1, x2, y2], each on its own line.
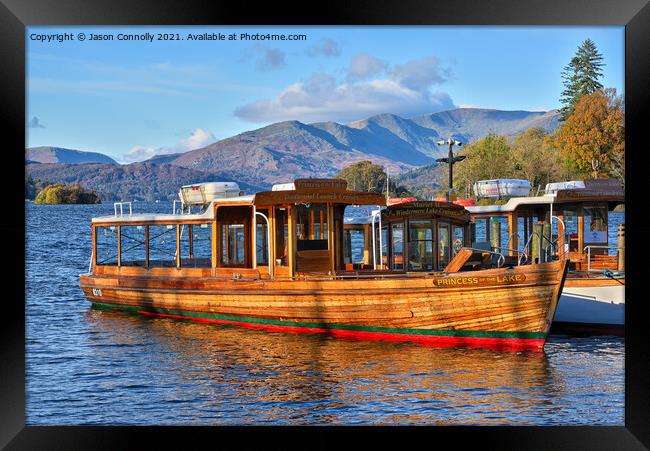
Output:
[79, 178, 567, 350]
[465, 178, 624, 335]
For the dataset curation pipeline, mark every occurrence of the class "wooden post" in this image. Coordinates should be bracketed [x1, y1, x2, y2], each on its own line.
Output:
[188, 224, 193, 259]
[91, 225, 96, 268]
[490, 218, 501, 252]
[557, 214, 564, 258]
[117, 225, 121, 267]
[468, 222, 476, 245]
[523, 214, 529, 249]
[542, 221, 551, 263]
[176, 224, 181, 269]
[485, 217, 491, 244]
[269, 207, 276, 272]
[327, 203, 335, 273]
[577, 213, 585, 257]
[531, 223, 542, 264]
[212, 206, 218, 275]
[363, 223, 371, 265]
[145, 224, 149, 269]
[617, 223, 625, 271]
[508, 213, 518, 256]
[287, 205, 296, 278]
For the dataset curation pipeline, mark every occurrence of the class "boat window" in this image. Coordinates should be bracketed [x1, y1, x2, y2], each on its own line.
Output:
[391, 222, 405, 271]
[452, 225, 464, 257]
[438, 223, 451, 269]
[344, 227, 366, 264]
[222, 224, 246, 266]
[295, 203, 328, 251]
[256, 208, 269, 266]
[179, 223, 212, 268]
[120, 225, 146, 267]
[474, 218, 489, 242]
[583, 205, 608, 244]
[95, 225, 119, 266]
[149, 224, 178, 268]
[409, 220, 433, 271]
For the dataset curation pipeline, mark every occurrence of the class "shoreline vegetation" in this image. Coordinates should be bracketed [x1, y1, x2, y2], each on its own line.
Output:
[33, 183, 101, 204]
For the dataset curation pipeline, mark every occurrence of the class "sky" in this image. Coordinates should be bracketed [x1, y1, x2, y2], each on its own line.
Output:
[26, 26, 624, 164]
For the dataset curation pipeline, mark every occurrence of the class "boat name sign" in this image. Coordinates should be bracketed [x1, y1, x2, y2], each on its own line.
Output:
[433, 274, 527, 287]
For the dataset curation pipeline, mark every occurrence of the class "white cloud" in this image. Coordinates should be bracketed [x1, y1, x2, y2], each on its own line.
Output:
[121, 128, 216, 163]
[390, 56, 450, 90]
[235, 55, 455, 124]
[347, 54, 387, 81]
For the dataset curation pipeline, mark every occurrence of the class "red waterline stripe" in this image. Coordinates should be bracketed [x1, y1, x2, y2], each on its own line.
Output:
[136, 310, 545, 351]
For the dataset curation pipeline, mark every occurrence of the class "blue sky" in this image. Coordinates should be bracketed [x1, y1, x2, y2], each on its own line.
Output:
[26, 26, 624, 163]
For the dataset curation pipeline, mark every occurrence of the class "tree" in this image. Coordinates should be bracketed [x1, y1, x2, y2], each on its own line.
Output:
[559, 39, 605, 121]
[336, 160, 411, 196]
[510, 128, 562, 189]
[454, 134, 515, 194]
[554, 88, 624, 183]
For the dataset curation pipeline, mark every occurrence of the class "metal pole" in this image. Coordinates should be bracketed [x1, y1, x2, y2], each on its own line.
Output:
[448, 142, 453, 203]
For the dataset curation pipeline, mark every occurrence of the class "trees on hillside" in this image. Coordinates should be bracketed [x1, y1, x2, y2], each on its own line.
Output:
[453, 134, 515, 194]
[554, 88, 624, 183]
[510, 128, 562, 188]
[336, 160, 410, 196]
[559, 39, 605, 121]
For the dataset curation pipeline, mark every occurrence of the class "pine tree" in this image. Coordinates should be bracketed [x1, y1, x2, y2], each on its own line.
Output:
[559, 39, 605, 121]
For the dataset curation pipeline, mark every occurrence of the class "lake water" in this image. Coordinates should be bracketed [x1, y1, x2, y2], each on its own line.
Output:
[25, 202, 624, 425]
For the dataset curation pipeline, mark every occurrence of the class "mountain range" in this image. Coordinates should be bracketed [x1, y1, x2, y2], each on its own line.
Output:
[25, 108, 561, 201]
[26, 146, 118, 165]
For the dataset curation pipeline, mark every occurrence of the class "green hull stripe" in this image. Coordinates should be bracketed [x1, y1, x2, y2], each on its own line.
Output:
[91, 301, 546, 340]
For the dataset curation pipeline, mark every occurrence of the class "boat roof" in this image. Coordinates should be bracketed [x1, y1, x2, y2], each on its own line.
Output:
[466, 179, 624, 215]
[91, 195, 254, 224]
[92, 178, 387, 224]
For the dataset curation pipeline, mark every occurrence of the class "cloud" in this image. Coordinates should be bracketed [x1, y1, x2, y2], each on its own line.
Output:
[241, 45, 286, 71]
[121, 128, 216, 163]
[28, 116, 45, 128]
[305, 38, 340, 57]
[390, 56, 451, 90]
[234, 56, 455, 124]
[347, 54, 388, 81]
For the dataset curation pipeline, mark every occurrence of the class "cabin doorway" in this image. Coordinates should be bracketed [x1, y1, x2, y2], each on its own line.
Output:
[274, 207, 289, 267]
[217, 205, 252, 268]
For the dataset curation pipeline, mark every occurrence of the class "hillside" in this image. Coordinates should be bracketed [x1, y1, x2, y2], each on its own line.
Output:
[25, 161, 265, 202]
[26, 146, 118, 164]
[162, 108, 560, 185]
[28, 107, 561, 200]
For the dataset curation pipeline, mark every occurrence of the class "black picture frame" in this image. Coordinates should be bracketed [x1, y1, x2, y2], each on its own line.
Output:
[4, 0, 649, 448]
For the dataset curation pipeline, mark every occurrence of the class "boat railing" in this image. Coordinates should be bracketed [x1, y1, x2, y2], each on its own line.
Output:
[172, 200, 193, 215]
[113, 201, 132, 216]
[584, 245, 625, 274]
[463, 247, 506, 268]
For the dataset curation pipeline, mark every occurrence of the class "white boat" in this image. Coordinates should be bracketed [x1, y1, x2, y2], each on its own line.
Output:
[466, 178, 625, 335]
[473, 179, 532, 198]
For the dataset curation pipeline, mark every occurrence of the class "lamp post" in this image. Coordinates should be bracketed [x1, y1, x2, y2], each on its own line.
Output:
[436, 138, 465, 202]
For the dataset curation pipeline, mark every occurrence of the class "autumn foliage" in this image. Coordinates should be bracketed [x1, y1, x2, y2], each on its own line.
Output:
[554, 89, 624, 182]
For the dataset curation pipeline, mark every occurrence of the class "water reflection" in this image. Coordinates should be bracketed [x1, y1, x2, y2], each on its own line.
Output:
[82, 307, 589, 425]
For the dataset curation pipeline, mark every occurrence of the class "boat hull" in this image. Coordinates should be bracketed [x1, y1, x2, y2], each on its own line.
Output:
[553, 278, 624, 336]
[80, 260, 567, 351]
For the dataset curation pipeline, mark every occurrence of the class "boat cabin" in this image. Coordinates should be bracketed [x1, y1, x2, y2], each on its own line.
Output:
[89, 179, 482, 280]
[343, 201, 472, 272]
[465, 179, 624, 272]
